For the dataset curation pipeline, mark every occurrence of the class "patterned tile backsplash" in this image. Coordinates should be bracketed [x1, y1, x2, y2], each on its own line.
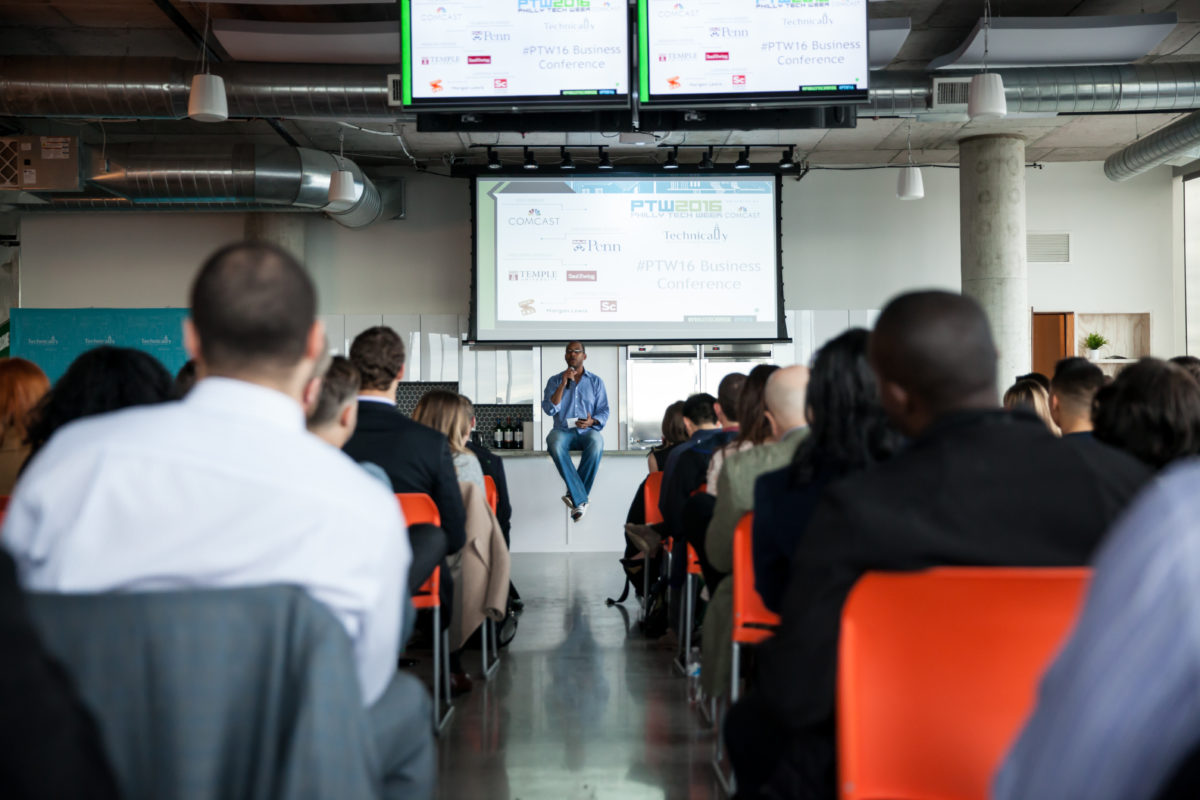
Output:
[393, 382, 533, 446]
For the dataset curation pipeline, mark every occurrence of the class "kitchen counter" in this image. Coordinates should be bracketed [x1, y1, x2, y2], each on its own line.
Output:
[494, 449, 649, 458]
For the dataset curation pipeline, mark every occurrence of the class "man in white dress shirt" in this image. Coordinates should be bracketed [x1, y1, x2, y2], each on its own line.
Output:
[2, 242, 433, 799]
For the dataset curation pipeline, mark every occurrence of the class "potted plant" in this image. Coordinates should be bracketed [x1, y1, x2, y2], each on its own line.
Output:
[1083, 332, 1109, 361]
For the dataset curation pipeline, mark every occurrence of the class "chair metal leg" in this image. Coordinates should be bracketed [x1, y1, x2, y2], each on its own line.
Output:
[674, 572, 695, 675]
[712, 695, 737, 796]
[730, 642, 742, 704]
[641, 557, 651, 622]
[431, 605, 455, 733]
[481, 618, 500, 680]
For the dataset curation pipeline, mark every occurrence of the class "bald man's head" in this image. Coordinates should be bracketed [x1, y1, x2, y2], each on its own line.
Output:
[764, 365, 810, 434]
[869, 291, 999, 436]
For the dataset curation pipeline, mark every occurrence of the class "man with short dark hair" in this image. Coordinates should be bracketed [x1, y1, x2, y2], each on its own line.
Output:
[542, 341, 610, 522]
[1049, 357, 1105, 437]
[3, 242, 434, 799]
[724, 290, 1150, 799]
[343, 325, 465, 587]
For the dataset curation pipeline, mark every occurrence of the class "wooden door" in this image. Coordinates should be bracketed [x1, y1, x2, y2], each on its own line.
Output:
[1031, 312, 1075, 378]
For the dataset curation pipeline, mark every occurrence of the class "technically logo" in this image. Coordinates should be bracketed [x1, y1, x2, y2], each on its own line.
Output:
[472, 30, 512, 41]
[141, 336, 171, 346]
[84, 335, 117, 346]
[544, 17, 595, 30]
[706, 52, 730, 61]
[468, 55, 492, 64]
[508, 270, 558, 281]
[600, 300, 618, 312]
[567, 270, 598, 281]
[518, 299, 536, 316]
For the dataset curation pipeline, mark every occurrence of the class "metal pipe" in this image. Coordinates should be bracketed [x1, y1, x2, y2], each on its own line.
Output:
[1104, 109, 1200, 181]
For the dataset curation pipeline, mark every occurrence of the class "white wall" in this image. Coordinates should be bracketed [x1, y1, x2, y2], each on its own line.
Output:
[17, 162, 1183, 355]
[781, 162, 1182, 356]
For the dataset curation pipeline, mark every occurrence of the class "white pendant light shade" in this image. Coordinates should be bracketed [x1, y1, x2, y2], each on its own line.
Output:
[897, 165, 925, 200]
[328, 168, 362, 205]
[968, 72, 1007, 121]
[188, 73, 228, 123]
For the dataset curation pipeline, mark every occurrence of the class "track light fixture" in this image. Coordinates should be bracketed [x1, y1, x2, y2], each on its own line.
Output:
[560, 147, 575, 170]
[597, 146, 613, 170]
[663, 146, 679, 170]
[486, 147, 502, 170]
[734, 147, 751, 169]
[779, 146, 796, 169]
[698, 146, 714, 170]
[523, 147, 538, 170]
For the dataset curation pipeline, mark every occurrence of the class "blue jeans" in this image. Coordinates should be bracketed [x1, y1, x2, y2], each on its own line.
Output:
[546, 428, 604, 506]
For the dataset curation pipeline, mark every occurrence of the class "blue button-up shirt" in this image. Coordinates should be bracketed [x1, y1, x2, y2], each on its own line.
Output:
[541, 369, 610, 432]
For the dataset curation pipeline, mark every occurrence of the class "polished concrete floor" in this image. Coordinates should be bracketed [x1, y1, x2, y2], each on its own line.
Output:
[435, 553, 726, 800]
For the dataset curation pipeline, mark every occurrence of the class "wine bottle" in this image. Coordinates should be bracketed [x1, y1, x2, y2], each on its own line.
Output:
[493, 423, 503, 450]
[515, 422, 524, 450]
[504, 417, 515, 449]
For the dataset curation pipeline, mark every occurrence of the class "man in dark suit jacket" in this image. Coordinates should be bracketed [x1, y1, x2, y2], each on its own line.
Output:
[725, 291, 1151, 799]
[342, 327, 466, 590]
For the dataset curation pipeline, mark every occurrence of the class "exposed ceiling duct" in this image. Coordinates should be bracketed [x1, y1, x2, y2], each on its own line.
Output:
[12, 142, 404, 227]
[4, 57, 1200, 124]
[1103, 109, 1200, 181]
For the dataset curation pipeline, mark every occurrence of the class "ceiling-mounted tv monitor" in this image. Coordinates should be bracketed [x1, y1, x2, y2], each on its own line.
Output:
[471, 175, 785, 344]
[638, 0, 869, 108]
[401, 0, 631, 110]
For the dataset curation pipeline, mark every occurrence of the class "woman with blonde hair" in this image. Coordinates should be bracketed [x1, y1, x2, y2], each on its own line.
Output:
[0, 358, 49, 493]
[1004, 378, 1061, 436]
[413, 389, 485, 493]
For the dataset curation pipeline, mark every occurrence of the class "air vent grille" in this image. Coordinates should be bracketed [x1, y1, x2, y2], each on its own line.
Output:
[387, 74, 403, 107]
[932, 78, 971, 109]
[1028, 232, 1071, 263]
[0, 140, 18, 189]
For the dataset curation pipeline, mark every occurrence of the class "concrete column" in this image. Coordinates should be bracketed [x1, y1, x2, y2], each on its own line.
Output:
[244, 213, 306, 264]
[959, 134, 1029, 388]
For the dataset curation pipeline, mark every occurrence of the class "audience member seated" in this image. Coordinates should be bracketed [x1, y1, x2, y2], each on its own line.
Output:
[173, 358, 198, 398]
[1015, 371, 1051, 393]
[24, 346, 174, 470]
[1093, 358, 1200, 471]
[752, 329, 903, 615]
[1049, 357, 1105, 438]
[1, 242, 433, 798]
[704, 371, 749, 494]
[698, 363, 811, 698]
[724, 290, 1151, 800]
[463, 399, 522, 612]
[1169, 354, 1200, 385]
[626, 393, 726, 557]
[413, 390, 485, 494]
[1003, 377, 1060, 435]
[648, 400, 687, 474]
[343, 326, 465, 587]
[0, 358, 48, 494]
[995, 459, 1200, 800]
[691, 365, 778, 588]
[0, 548, 120, 800]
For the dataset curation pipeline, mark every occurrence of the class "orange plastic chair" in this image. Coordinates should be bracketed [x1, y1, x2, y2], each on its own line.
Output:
[396, 493, 453, 732]
[730, 512, 781, 701]
[837, 567, 1090, 800]
[644, 471, 665, 525]
[483, 475, 498, 514]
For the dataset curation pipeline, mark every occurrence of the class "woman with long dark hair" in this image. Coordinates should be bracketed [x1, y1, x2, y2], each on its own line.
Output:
[706, 364, 780, 495]
[754, 328, 903, 612]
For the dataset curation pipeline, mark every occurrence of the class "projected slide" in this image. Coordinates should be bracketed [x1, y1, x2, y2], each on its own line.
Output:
[474, 177, 782, 343]
[404, 0, 629, 106]
[640, 0, 868, 103]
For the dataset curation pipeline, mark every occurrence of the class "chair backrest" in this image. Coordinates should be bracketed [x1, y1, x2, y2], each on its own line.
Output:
[731, 512, 780, 644]
[396, 492, 440, 528]
[28, 586, 381, 800]
[837, 567, 1090, 800]
[644, 471, 665, 526]
[483, 475, 498, 513]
